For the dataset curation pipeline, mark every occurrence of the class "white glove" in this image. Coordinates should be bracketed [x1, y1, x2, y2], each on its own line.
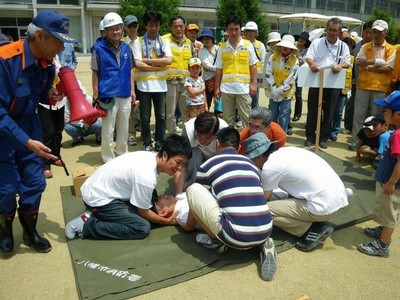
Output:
[375, 58, 386, 67]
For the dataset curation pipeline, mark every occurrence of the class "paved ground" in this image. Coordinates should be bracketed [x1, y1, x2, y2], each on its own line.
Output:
[1, 56, 399, 299]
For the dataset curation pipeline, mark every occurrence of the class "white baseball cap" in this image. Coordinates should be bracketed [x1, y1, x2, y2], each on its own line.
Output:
[372, 20, 388, 31]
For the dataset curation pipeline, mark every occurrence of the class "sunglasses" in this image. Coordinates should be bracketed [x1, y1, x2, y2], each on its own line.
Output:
[127, 23, 138, 29]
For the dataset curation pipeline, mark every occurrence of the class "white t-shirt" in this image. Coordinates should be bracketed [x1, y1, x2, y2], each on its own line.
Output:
[183, 117, 228, 159]
[215, 37, 259, 94]
[81, 152, 158, 209]
[132, 37, 172, 92]
[261, 147, 348, 215]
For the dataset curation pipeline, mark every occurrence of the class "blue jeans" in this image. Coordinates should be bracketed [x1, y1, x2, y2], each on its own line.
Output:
[269, 99, 292, 132]
[331, 93, 347, 138]
[64, 119, 102, 141]
[83, 199, 151, 240]
[139, 91, 166, 147]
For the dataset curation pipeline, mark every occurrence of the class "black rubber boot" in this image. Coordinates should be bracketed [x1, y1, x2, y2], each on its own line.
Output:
[18, 212, 52, 253]
[0, 212, 15, 254]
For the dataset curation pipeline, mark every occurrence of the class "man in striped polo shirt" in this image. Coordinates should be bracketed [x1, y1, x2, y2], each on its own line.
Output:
[185, 126, 276, 281]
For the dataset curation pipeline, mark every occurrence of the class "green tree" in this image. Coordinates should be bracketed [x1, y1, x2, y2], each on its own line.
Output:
[366, 8, 398, 44]
[216, 0, 269, 44]
[118, 0, 180, 36]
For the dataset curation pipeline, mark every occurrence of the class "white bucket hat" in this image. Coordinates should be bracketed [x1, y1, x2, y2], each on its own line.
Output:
[273, 34, 299, 54]
[267, 32, 281, 44]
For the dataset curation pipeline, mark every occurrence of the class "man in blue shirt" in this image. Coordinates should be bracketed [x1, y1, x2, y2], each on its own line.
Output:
[0, 10, 75, 254]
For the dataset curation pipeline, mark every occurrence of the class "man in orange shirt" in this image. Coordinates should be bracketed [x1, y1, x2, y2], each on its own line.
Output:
[239, 106, 286, 155]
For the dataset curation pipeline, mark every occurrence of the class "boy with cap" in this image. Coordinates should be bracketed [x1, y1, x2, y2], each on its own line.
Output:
[0, 10, 75, 254]
[183, 57, 207, 120]
[244, 132, 351, 252]
[358, 91, 400, 257]
[355, 114, 386, 163]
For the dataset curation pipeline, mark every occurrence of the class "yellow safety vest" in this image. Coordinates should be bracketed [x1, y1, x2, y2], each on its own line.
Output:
[220, 39, 251, 83]
[342, 55, 354, 95]
[266, 52, 297, 98]
[135, 36, 168, 82]
[357, 42, 395, 93]
[163, 33, 192, 80]
[253, 40, 263, 74]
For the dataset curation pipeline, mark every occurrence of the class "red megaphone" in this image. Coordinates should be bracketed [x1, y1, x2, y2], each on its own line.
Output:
[57, 66, 101, 124]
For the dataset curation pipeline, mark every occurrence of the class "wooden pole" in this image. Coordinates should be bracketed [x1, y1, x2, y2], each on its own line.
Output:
[314, 69, 324, 153]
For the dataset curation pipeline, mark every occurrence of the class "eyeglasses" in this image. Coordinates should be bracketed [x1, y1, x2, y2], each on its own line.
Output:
[127, 23, 138, 29]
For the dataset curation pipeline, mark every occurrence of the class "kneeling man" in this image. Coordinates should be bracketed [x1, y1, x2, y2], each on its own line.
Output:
[244, 133, 351, 251]
[65, 134, 192, 240]
[185, 127, 276, 281]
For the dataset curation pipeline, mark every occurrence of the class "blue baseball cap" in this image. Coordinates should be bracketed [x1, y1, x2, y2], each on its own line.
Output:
[374, 90, 400, 111]
[32, 10, 76, 43]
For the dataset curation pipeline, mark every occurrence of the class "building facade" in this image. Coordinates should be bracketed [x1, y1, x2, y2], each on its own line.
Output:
[1, 0, 399, 53]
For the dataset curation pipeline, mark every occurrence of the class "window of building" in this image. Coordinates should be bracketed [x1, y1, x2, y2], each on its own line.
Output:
[37, 0, 57, 4]
[60, 0, 80, 5]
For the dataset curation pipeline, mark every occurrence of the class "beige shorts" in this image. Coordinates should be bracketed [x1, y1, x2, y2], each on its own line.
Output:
[374, 182, 400, 228]
[186, 183, 222, 235]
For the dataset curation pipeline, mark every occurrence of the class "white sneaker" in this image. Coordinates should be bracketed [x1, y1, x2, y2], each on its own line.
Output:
[235, 120, 243, 128]
[260, 237, 277, 281]
[345, 188, 353, 200]
[175, 126, 181, 133]
[65, 210, 92, 239]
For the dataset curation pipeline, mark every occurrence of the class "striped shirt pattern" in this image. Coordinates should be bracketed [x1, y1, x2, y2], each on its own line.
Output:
[196, 148, 272, 249]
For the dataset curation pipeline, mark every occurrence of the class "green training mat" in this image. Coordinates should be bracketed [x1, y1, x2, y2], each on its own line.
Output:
[61, 151, 375, 299]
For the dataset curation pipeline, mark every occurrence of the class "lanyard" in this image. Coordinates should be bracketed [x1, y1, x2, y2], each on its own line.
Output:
[324, 38, 343, 64]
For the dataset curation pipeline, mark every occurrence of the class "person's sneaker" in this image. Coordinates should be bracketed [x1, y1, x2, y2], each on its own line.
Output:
[292, 116, 300, 122]
[342, 129, 351, 134]
[154, 143, 163, 152]
[304, 140, 313, 147]
[358, 239, 389, 258]
[71, 137, 84, 147]
[260, 238, 277, 281]
[295, 222, 334, 252]
[43, 170, 53, 179]
[348, 142, 357, 151]
[286, 128, 293, 135]
[235, 120, 243, 128]
[65, 210, 92, 240]
[329, 135, 337, 142]
[175, 126, 181, 133]
[363, 226, 383, 239]
[319, 141, 328, 149]
[127, 136, 137, 146]
[144, 145, 152, 152]
[345, 188, 353, 200]
[196, 233, 227, 253]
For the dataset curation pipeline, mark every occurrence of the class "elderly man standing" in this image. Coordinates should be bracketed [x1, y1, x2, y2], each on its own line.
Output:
[214, 15, 258, 128]
[349, 20, 395, 150]
[238, 106, 286, 155]
[133, 10, 172, 152]
[163, 16, 194, 133]
[304, 17, 350, 149]
[0, 10, 75, 254]
[92, 12, 135, 163]
[244, 133, 352, 252]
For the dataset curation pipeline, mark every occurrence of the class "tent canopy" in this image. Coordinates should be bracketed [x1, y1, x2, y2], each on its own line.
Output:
[278, 13, 363, 33]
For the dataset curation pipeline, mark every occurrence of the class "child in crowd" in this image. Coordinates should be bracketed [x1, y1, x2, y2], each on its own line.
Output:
[265, 34, 299, 133]
[183, 57, 208, 120]
[355, 114, 386, 163]
[358, 91, 400, 257]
